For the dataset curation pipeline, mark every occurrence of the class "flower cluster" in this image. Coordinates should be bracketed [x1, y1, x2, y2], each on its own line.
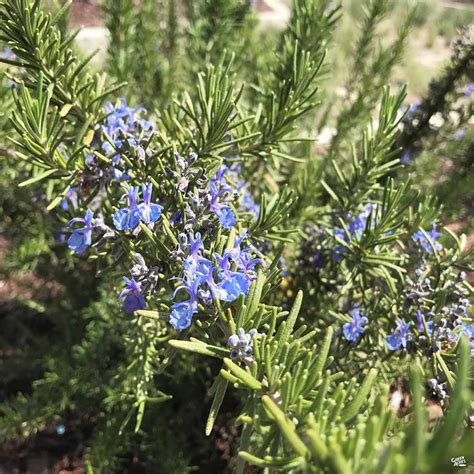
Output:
[292, 211, 377, 297]
[169, 157, 238, 231]
[65, 182, 163, 254]
[85, 98, 153, 181]
[404, 269, 433, 309]
[63, 99, 158, 253]
[169, 157, 259, 232]
[387, 271, 473, 354]
[169, 233, 261, 330]
[228, 328, 258, 361]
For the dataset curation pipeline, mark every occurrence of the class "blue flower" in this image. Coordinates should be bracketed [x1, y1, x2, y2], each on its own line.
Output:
[342, 305, 368, 341]
[138, 182, 163, 225]
[226, 162, 259, 218]
[413, 223, 443, 253]
[170, 275, 200, 330]
[195, 254, 248, 304]
[118, 276, 146, 313]
[230, 235, 262, 275]
[332, 228, 349, 261]
[180, 233, 210, 281]
[218, 272, 250, 302]
[169, 301, 196, 330]
[405, 103, 419, 118]
[0, 46, 15, 60]
[213, 251, 252, 302]
[209, 167, 236, 229]
[464, 83, 474, 97]
[416, 310, 433, 334]
[279, 256, 289, 277]
[169, 232, 260, 330]
[66, 209, 94, 254]
[331, 205, 377, 261]
[386, 319, 412, 351]
[61, 187, 78, 211]
[189, 231, 204, 256]
[111, 167, 130, 182]
[313, 251, 325, 270]
[56, 424, 66, 436]
[240, 191, 260, 217]
[461, 324, 474, 339]
[100, 99, 153, 178]
[401, 150, 411, 164]
[113, 186, 141, 231]
[215, 205, 237, 229]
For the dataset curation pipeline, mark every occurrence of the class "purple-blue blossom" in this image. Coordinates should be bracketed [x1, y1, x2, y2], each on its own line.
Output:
[169, 233, 261, 331]
[66, 209, 95, 254]
[342, 305, 368, 341]
[463, 325, 474, 338]
[61, 187, 78, 211]
[215, 205, 237, 229]
[99, 99, 153, 179]
[170, 275, 200, 330]
[227, 163, 260, 218]
[331, 204, 377, 261]
[119, 276, 146, 313]
[313, 250, 325, 270]
[386, 319, 412, 351]
[401, 150, 411, 164]
[416, 310, 433, 335]
[404, 102, 419, 118]
[113, 186, 141, 231]
[138, 182, 163, 224]
[240, 190, 260, 217]
[413, 223, 443, 253]
[464, 83, 474, 97]
[113, 183, 163, 231]
[209, 166, 237, 229]
[0, 46, 15, 60]
[169, 301, 197, 331]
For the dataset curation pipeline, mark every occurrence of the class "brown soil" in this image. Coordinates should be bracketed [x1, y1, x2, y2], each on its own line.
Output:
[69, 0, 103, 28]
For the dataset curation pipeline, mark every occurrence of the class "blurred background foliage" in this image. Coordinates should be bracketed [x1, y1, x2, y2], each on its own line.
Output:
[0, 0, 472, 472]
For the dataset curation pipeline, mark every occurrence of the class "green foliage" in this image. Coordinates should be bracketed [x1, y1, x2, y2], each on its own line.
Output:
[0, 0, 121, 122]
[103, 0, 174, 107]
[327, 0, 417, 159]
[183, 0, 255, 78]
[0, 0, 472, 472]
